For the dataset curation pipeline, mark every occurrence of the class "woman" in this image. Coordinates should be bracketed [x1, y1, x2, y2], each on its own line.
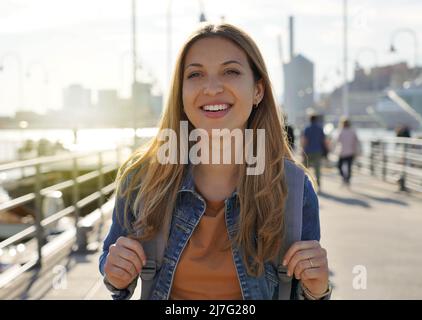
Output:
[334, 117, 360, 186]
[99, 23, 330, 300]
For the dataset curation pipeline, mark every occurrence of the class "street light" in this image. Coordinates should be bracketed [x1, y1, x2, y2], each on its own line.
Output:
[342, 0, 349, 117]
[389, 28, 419, 68]
[277, 33, 284, 107]
[0, 52, 24, 111]
[132, 0, 138, 85]
[132, 0, 138, 150]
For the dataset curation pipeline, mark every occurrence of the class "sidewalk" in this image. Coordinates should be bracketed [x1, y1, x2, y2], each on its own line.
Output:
[319, 169, 422, 299]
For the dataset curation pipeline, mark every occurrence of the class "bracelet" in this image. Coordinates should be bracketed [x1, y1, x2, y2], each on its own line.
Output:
[300, 281, 332, 300]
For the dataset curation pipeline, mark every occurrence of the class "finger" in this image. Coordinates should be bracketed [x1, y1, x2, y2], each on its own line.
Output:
[107, 263, 133, 283]
[283, 240, 320, 267]
[112, 257, 138, 278]
[117, 236, 147, 266]
[108, 244, 141, 274]
[287, 248, 322, 277]
[300, 267, 326, 281]
[294, 257, 326, 280]
[114, 247, 143, 274]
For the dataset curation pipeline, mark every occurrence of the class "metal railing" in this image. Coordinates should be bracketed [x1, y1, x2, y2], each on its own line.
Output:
[0, 144, 131, 286]
[357, 137, 422, 193]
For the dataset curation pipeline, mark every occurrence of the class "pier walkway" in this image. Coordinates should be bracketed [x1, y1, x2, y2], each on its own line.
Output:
[7, 167, 420, 300]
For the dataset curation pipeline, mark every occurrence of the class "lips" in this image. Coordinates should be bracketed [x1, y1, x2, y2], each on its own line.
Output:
[200, 103, 233, 112]
[199, 103, 233, 119]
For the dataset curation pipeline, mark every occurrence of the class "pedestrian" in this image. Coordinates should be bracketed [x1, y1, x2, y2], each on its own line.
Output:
[99, 23, 331, 300]
[301, 114, 328, 189]
[334, 117, 360, 186]
[394, 124, 411, 190]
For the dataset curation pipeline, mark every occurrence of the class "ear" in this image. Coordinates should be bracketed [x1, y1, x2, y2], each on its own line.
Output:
[254, 78, 265, 105]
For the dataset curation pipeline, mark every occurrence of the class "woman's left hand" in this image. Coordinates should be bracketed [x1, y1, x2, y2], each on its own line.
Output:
[282, 240, 329, 296]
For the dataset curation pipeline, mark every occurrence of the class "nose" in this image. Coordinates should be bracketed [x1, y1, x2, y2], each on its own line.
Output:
[203, 76, 224, 96]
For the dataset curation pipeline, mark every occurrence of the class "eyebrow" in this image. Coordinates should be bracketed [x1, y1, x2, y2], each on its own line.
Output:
[185, 60, 243, 69]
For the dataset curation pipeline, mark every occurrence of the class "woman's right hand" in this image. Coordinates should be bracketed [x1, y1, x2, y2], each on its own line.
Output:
[104, 236, 147, 289]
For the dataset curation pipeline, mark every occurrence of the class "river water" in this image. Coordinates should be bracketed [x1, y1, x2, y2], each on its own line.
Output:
[1, 127, 421, 164]
[0, 127, 158, 163]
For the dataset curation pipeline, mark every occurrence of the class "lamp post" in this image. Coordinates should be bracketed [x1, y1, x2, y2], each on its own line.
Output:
[0, 52, 24, 111]
[342, 0, 349, 117]
[166, 0, 172, 91]
[132, 0, 138, 150]
[277, 33, 284, 107]
[132, 0, 138, 86]
[389, 28, 419, 68]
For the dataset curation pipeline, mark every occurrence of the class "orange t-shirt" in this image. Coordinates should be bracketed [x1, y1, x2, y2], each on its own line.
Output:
[169, 198, 243, 300]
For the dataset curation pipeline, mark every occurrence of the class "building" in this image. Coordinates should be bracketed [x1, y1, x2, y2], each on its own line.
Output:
[351, 62, 422, 92]
[63, 84, 92, 111]
[319, 62, 422, 129]
[283, 54, 314, 128]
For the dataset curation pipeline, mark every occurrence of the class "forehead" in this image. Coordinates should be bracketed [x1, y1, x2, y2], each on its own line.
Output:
[184, 36, 248, 67]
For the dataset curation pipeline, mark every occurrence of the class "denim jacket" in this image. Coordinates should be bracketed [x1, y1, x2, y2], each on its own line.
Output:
[99, 162, 322, 300]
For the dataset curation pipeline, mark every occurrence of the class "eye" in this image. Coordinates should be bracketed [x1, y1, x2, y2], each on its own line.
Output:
[225, 69, 241, 76]
[187, 72, 202, 79]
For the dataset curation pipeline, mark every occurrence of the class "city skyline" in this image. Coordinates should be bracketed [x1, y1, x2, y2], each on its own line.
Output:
[0, 0, 421, 117]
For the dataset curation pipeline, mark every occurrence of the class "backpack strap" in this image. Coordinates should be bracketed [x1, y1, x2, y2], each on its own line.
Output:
[277, 159, 305, 299]
[140, 217, 171, 299]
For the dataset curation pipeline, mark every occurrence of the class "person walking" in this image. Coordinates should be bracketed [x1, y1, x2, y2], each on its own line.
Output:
[334, 118, 360, 186]
[301, 115, 327, 190]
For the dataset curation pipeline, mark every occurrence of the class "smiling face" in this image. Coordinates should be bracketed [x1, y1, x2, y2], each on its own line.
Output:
[182, 36, 264, 134]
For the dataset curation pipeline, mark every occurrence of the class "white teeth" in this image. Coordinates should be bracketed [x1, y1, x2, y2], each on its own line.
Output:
[202, 104, 230, 111]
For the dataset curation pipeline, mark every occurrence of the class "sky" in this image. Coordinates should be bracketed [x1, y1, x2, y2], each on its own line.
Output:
[0, 0, 421, 116]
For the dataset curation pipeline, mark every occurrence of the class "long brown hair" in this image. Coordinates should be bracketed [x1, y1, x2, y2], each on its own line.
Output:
[115, 23, 305, 276]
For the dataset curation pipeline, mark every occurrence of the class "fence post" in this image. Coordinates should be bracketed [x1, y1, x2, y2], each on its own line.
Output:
[34, 163, 45, 267]
[399, 143, 408, 191]
[370, 140, 376, 176]
[72, 156, 81, 249]
[381, 141, 387, 181]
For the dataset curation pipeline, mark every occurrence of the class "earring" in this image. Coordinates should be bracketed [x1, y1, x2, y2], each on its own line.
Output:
[254, 102, 259, 109]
